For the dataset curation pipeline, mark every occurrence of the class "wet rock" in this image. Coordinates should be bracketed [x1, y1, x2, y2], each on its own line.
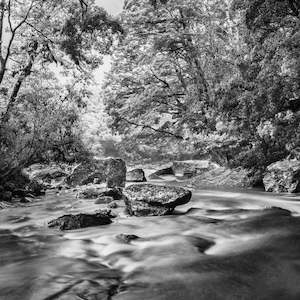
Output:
[108, 201, 119, 209]
[123, 184, 192, 216]
[116, 234, 140, 243]
[126, 168, 146, 182]
[48, 212, 112, 230]
[66, 159, 106, 187]
[105, 158, 126, 188]
[20, 197, 31, 203]
[77, 187, 104, 199]
[95, 196, 114, 204]
[172, 160, 217, 177]
[27, 180, 46, 196]
[78, 187, 123, 200]
[263, 159, 300, 193]
[188, 236, 215, 253]
[149, 166, 174, 179]
[97, 188, 123, 200]
[95, 209, 118, 218]
[0, 191, 12, 202]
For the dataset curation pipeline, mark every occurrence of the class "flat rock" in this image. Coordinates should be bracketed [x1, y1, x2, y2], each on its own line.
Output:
[126, 168, 147, 182]
[123, 184, 192, 216]
[48, 212, 112, 230]
[263, 159, 300, 193]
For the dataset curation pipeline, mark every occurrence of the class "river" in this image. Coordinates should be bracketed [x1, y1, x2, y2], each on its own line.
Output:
[1, 177, 300, 300]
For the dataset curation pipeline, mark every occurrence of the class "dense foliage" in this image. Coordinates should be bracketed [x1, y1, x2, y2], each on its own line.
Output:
[0, 0, 122, 182]
[103, 0, 300, 172]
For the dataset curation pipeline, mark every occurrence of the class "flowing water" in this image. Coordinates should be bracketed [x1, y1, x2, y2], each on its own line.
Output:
[1, 178, 300, 300]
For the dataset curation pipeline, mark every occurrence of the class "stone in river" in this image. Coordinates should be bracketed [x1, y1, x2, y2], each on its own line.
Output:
[148, 166, 174, 179]
[95, 196, 114, 204]
[116, 234, 140, 243]
[123, 183, 192, 216]
[48, 212, 112, 230]
[105, 158, 126, 188]
[126, 168, 147, 182]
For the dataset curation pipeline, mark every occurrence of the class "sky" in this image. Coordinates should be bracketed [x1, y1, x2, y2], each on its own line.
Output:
[95, 0, 124, 15]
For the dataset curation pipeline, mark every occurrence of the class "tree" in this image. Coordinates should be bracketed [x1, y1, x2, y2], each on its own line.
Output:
[104, 0, 240, 143]
[0, 0, 122, 123]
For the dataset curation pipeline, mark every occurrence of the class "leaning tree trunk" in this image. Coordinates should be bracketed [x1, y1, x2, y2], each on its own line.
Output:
[1, 41, 39, 124]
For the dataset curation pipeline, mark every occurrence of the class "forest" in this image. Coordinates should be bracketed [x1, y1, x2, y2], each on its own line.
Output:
[0, 0, 299, 191]
[0, 0, 299, 299]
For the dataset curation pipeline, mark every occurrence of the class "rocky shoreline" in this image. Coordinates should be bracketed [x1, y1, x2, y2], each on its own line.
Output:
[1, 158, 299, 217]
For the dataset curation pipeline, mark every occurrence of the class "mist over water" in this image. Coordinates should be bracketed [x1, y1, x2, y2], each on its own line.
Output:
[1, 178, 300, 300]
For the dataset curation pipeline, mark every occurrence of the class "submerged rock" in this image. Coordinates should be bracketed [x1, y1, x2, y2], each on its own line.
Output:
[98, 188, 123, 200]
[108, 201, 119, 209]
[95, 196, 114, 204]
[105, 158, 126, 188]
[126, 168, 147, 182]
[116, 234, 140, 243]
[263, 159, 300, 193]
[48, 212, 112, 230]
[148, 166, 174, 179]
[123, 184, 192, 216]
[77, 186, 124, 200]
[77, 187, 104, 199]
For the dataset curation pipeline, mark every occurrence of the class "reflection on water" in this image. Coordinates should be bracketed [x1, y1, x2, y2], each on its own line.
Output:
[0, 180, 300, 300]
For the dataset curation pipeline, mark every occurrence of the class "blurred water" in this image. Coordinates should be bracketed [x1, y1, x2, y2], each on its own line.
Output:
[0, 181, 300, 300]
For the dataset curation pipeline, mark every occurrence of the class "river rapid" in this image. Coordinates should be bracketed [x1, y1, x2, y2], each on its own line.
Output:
[1, 177, 300, 300]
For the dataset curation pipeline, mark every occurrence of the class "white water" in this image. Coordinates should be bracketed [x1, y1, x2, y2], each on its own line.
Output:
[1, 178, 300, 300]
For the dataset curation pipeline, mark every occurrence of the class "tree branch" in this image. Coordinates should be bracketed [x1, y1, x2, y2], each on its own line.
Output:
[120, 116, 183, 139]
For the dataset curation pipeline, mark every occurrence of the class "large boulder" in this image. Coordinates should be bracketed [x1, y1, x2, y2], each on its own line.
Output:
[123, 184, 192, 216]
[172, 160, 217, 177]
[190, 167, 251, 189]
[126, 168, 146, 182]
[263, 159, 300, 193]
[66, 159, 106, 187]
[105, 158, 126, 188]
[48, 211, 113, 230]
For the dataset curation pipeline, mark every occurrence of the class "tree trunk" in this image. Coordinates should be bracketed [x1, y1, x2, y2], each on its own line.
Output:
[1, 41, 39, 123]
[0, 0, 5, 84]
